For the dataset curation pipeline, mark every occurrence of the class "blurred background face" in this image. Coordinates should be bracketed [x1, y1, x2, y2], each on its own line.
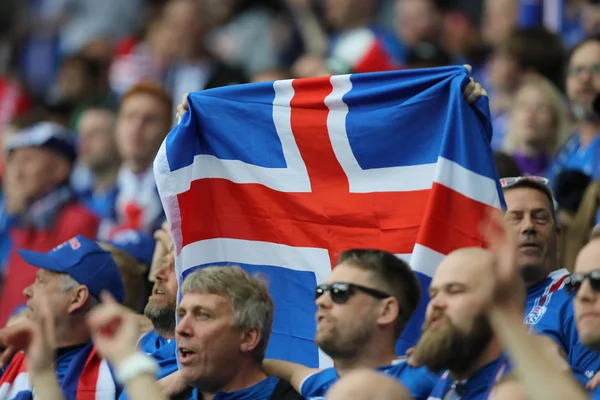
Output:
[573, 242, 600, 352]
[567, 41, 600, 121]
[412, 250, 494, 374]
[510, 84, 556, 148]
[315, 262, 381, 359]
[57, 59, 97, 102]
[115, 93, 170, 172]
[489, 51, 521, 93]
[503, 187, 557, 285]
[77, 109, 119, 173]
[481, 0, 517, 46]
[175, 292, 243, 390]
[324, 0, 373, 31]
[395, 0, 441, 46]
[5, 147, 69, 201]
[161, 0, 205, 59]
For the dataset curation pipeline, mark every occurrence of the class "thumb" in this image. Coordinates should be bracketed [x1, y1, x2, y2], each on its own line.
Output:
[463, 64, 473, 75]
[100, 291, 117, 305]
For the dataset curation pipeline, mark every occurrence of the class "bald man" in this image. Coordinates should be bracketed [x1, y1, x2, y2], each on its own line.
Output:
[326, 369, 413, 400]
[412, 248, 512, 399]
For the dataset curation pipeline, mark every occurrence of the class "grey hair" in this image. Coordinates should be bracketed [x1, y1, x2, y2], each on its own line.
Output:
[58, 274, 81, 292]
[57, 273, 99, 310]
[181, 266, 274, 363]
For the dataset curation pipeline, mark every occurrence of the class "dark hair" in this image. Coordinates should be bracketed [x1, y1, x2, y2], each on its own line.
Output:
[496, 28, 566, 90]
[494, 152, 522, 178]
[503, 180, 557, 224]
[337, 249, 421, 338]
[61, 53, 103, 83]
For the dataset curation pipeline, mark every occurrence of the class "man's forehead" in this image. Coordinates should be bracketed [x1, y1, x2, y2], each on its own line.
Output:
[432, 249, 493, 287]
[575, 241, 600, 273]
[504, 187, 551, 211]
[179, 292, 230, 309]
[328, 262, 371, 284]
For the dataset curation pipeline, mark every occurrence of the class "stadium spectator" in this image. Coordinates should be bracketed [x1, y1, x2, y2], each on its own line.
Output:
[411, 248, 511, 398]
[75, 106, 120, 229]
[0, 236, 125, 398]
[0, 122, 100, 328]
[176, 266, 302, 399]
[503, 75, 571, 176]
[264, 249, 437, 400]
[501, 176, 600, 385]
[547, 36, 600, 189]
[325, 369, 413, 400]
[111, 81, 170, 236]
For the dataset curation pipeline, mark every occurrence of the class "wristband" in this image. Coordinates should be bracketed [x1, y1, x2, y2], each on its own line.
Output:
[114, 353, 158, 385]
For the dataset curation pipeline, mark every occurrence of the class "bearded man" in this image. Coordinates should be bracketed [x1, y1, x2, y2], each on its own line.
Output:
[412, 248, 512, 399]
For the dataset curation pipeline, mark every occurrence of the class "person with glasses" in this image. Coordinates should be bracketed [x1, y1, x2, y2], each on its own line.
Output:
[547, 36, 600, 191]
[263, 249, 437, 400]
[502, 175, 600, 388]
[411, 247, 511, 400]
[567, 237, 600, 398]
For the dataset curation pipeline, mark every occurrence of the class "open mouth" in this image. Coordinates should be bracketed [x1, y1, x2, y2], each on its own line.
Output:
[178, 347, 195, 362]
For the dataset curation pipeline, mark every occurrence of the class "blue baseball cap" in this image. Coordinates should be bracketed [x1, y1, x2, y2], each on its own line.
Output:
[5, 122, 77, 164]
[109, 229, 156, 266]
[18, 235, 125, 303]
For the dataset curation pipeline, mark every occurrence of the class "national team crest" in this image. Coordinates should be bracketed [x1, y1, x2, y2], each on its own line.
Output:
[525, 305, 547, 325]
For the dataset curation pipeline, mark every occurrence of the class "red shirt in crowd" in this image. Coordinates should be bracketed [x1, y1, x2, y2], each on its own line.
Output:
[0, 202, 99, 327]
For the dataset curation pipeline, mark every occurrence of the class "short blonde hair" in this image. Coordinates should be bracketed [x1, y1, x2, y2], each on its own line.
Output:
[181, 266, 274, 362]
[504, 74, 571, 155]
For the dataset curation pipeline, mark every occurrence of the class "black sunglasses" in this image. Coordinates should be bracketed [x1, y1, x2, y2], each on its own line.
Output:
[315, 282, 391, 304]
[565, 271, 600, 295]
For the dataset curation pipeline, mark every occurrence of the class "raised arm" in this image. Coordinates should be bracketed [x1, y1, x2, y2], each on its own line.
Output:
[263, 359, 320, 392]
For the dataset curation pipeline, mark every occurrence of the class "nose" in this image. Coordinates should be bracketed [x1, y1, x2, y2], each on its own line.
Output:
[519, 213, 537, 236]
[153, 263, 167, 282]
[315, 289, 333, 309]
[428, 293, 447, 312]
[175, 315, 192, 338]
[23, 284, 33, 299]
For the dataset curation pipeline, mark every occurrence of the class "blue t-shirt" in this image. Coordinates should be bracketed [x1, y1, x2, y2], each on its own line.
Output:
[547, 133, 600, 187]
[118, 330, 178, 400]
[524, 270, 600, 385]
[299, 359, 437, 400]
[190, 377, 280, 400]
[591, 385, 600, 399]
[427, 355, 511, 400]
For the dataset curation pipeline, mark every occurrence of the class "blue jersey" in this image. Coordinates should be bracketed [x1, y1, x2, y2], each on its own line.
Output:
[190, 377, 281, 400]
[299, 359, 438, 400]
[547, 133, 600, 186]
[592, 385, 600, 399]
[118, 330, 178, 400]
[427, 355, 510, 400]
[524, 270, 600, 384]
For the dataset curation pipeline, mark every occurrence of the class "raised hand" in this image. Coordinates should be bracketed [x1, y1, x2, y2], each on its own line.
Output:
[176, 93, 189, 121]
[87, 292, 140, 367]
[481, 210, 525, 315]
[462, 64, 488, 104]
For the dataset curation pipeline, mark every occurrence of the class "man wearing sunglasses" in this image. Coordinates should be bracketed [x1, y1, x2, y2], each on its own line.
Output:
[502, 176, 600, 386]
[263, 249, 437, 400]
[567, 238, 600, 397]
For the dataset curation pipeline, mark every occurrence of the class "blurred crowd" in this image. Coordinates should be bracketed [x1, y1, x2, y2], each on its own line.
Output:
[0, 0, 600, 399]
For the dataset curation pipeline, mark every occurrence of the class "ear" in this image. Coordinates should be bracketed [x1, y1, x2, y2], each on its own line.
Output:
[376, 297, 400, 329]
[239, 327, 262, 355]
[68, 286, 90, 314]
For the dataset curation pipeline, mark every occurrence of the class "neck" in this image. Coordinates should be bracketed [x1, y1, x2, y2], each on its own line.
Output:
[450, 339, 503, 381]
[579, 122, 600, 147]
[334, 338, 397, 377]
[55, 318, 91, 349]
[516, 142, 546, 157]
[155, 328, 175, 340]
[201, 363, 267, 400]
[125, 160, 151, 176]
[92, 164, 119, 192]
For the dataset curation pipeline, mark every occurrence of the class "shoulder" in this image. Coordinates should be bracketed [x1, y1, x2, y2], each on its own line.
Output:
[270, 378, 304, 400]
[299, 367, 337, 397]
